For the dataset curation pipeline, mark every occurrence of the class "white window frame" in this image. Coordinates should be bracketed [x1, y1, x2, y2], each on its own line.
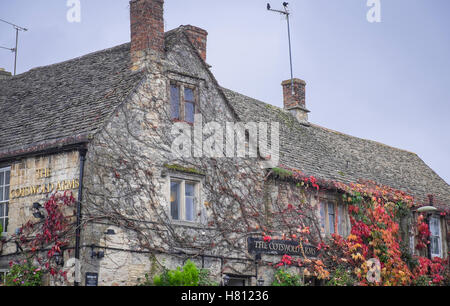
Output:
[430, 215, 442, 258]
[0, 167, 10, 234]
[169, 176, 201, 224]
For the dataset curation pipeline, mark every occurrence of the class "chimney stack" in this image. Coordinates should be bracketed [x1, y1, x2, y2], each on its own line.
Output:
[0, 68, 12, 80]
[182, 25, 208, 62]
[282, 78, 310, 125]
[130, 0, 165, 70]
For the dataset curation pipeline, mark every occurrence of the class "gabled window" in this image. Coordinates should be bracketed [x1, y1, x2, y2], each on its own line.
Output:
[430, 215, 442, 258]
[319, 200, 348, 237]
[170, 178, 199, 222]
[0, 167, 10, 233]
[170, 83, 197, 124]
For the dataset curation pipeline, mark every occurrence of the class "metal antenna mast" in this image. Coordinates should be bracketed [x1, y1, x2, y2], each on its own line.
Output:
[0, 18, 28, 76]
[267, 2, 295, 94]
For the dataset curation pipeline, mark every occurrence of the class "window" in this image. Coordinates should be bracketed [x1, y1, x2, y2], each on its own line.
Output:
[170, 83, 197, 124]
[0, 269, 8, 284]
[170, 84, 180, 120]
[430, 215, 442, 258]
[319, 200, 348, 237]
[0, 167, 10, 233]
[409, 228, 415, 255]
[170, 178, 199, 222]
[184, 88, 195, 124]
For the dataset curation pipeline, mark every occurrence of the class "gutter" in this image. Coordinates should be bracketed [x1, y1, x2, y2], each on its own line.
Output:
[0, 133, 91, 163]
[74, 147, 87, 286]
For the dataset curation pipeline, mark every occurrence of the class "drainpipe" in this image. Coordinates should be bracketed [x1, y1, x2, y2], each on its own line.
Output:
[74, 148, 87, 286]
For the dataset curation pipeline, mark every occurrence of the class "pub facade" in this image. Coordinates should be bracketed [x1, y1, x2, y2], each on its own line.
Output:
[0, 0, 448, 286]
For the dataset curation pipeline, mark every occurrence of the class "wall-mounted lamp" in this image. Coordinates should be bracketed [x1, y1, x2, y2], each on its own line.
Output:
[32, 211, 45, 219]
[222, 274, 230, 286]
[31, 202, 45, 219]
[90, 245, 105, 259]
[54, 251, 64, 266]
[257, 277, 265, 286]
[104, 229, 116, 235]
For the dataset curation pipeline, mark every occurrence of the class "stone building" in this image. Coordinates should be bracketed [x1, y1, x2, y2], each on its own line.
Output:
[0, 0, 448, 286]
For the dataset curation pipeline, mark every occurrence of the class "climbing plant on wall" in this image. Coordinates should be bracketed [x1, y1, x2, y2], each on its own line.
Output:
[11, 191, 76, 284]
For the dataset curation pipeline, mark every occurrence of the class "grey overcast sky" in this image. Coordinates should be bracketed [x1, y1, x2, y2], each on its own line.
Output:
[1, 0, 449, 184]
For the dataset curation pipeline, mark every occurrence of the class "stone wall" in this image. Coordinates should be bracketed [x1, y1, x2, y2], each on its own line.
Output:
[0, 150, 80, 267]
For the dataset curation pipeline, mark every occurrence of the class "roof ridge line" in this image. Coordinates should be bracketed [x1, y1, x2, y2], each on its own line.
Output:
[222, 87, 418, 155]
[309, 123, 417, 155]
[8, 42, 131, 79]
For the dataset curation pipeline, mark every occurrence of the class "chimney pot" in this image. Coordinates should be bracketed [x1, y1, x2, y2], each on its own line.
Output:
[282, 78, 309, 124]
[0, 68, 12, 80]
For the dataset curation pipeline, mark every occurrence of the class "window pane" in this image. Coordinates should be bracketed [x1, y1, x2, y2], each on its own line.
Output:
[430, 217, 440, 236]
[4, 186, 8, 201]
[0, 172, 3, 186]
[338, 205, 345, 236]
[185, 102, 195, 124]
[185, 197, 194, 221]
[185, 183, 195, 221]
[328, 203, 335, 234]
[0, 187, 3, 202]
[5, 171, 9, 185]
[319, 202, 325, 231]
[431, 237, 440, 255]
[185, 183, 195, 197]
[170, 182, 180, 220]
[184, 88, 194, 102]
[0, 204, 4, 217]
[171, 85, 180, 120]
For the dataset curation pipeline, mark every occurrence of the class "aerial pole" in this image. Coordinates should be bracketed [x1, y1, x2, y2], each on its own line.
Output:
[0, 18, 28, 76]
[267, 2, 295, 94]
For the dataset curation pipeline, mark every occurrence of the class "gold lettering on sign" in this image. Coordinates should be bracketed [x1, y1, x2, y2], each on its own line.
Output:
[10, 179, 80, 200]
[36, 168, 52, 179]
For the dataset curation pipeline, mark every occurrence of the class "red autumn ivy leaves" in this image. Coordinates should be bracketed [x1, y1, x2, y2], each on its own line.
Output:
[14, 191, 76, 282]
[263, 170, 449, 286]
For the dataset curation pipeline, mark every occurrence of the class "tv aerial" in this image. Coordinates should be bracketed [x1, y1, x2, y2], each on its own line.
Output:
[0, 18, 28, 76]
[267, 2, 295, 94]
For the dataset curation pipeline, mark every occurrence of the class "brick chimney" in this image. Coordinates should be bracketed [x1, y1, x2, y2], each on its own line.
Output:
[181, 25, 208, 62]
[0, 68, 12, 80]
[130, 0, 165, 70]
[282, 78, 310, 125]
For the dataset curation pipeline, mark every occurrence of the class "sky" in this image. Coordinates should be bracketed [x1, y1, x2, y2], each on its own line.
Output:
[0, 0, 449, 184]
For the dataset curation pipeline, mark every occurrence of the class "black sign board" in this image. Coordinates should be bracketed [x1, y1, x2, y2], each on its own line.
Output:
[85, 272, 99, 287]
[247, 237, 319, 258]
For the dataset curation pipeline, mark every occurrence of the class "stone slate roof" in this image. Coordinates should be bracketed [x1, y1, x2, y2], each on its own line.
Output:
[0, 27, 448, 206]
[0, 43, 144, 159]
[222, 88, 450, 206]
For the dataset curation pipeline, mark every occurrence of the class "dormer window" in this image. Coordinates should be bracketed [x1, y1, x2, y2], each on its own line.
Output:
[170, 83, 197, 124]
